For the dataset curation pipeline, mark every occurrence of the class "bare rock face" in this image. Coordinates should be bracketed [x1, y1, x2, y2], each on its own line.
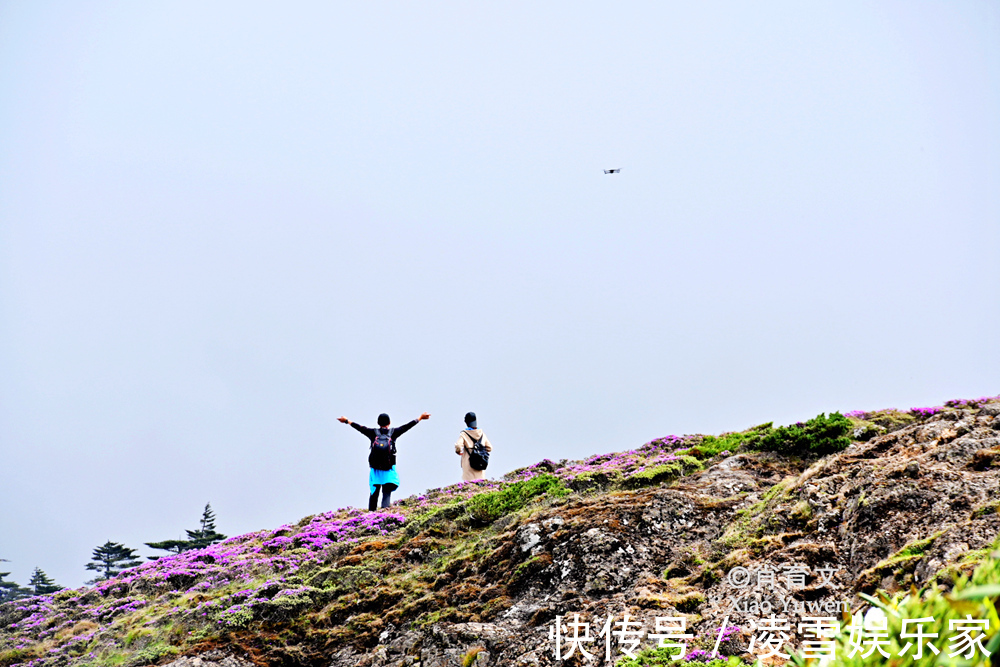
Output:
[161, 651, 254, 667]
[322, 408, 999, 666]
[229, 408, 1000, 666]
[326, 623, 511, 667]
[340, 407, 999, 667]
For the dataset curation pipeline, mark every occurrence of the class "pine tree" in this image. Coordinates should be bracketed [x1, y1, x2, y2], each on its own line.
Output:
[146, 503, 227, 559]
[0, 564, 31, 602]
[184, 503, 226, 550]
[143, 538, 192, 559]
[85, 541, 142, 583]
[27, 567, 62, 595]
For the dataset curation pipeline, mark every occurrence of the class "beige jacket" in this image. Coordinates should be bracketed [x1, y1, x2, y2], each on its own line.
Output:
[454, 429, 493, 482]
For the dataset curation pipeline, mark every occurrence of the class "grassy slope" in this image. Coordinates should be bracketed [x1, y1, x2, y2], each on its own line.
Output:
[1, 397, 998, 667]
[0, 433, 709, 667]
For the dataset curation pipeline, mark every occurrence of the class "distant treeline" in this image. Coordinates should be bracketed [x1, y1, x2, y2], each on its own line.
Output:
[0, 503, 225, 602]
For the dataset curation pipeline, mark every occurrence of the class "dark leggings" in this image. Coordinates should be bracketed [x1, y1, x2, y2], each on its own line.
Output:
[369, 484, 396, 511]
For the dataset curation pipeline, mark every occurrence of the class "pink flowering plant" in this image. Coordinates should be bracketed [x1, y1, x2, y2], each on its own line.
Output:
[0, 430, 714, 665]
[843, 395, 1000, 435]
[2, 395, 996, 666]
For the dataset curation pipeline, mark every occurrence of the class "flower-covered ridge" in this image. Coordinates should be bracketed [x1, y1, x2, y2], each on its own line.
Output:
[2, 394, 997, 667]
[845, 394, 999, 422]
[0, 430, 716, 665]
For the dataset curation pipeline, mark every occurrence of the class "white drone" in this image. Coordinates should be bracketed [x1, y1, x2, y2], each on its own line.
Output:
[604, 168, 620, 174]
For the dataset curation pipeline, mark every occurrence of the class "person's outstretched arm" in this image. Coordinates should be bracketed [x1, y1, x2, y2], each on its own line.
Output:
[338, 416, 374, 439]
[392, 412, 430, 439]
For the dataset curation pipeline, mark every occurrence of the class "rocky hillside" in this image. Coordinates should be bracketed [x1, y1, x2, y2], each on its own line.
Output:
[2, 397, 1000, 667]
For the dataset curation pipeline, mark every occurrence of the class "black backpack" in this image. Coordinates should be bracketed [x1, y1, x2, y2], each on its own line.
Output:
[369, 428, 396, 471]
[466, 432, 490, 471]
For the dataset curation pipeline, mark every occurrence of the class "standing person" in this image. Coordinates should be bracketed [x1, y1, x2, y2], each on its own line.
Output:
[338, 412, 430, 511]
[454, 412, 493, 482]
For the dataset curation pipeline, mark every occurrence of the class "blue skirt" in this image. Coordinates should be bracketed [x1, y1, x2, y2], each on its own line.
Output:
[369, 466, 400, 495]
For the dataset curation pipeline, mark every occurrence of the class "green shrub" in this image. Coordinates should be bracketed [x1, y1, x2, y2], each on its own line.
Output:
[825, 538, 1000, 667]
[216, 606, 253, 628]
[125, 642, 178, 667]
[466, 474, 569, 523]
[621, 458, 702, 490]
[255, 592, 315, 621]
[744, 412, 851, 456]
[691, 433, 744, 459]
[689, 424, 773, 459]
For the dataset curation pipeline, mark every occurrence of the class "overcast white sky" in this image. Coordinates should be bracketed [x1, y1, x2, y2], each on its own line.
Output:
[1, 1, 998, 588]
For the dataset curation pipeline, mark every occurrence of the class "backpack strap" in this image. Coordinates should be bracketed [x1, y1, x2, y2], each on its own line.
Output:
[372, 426, 393, 447]
[465, 430, 482, 449]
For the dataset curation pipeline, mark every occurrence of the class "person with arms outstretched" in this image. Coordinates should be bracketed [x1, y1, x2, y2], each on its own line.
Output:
[338, 412, 430, 511]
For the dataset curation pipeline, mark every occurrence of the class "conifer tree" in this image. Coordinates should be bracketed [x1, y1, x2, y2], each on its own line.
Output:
[85, 541, 142, 583]
[27, 567, 62, 595]
[146, 503, 227, 558]
[184, 503, 226, 550]
[143, 538, 191, 559]
[0, 562, 30, 602]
